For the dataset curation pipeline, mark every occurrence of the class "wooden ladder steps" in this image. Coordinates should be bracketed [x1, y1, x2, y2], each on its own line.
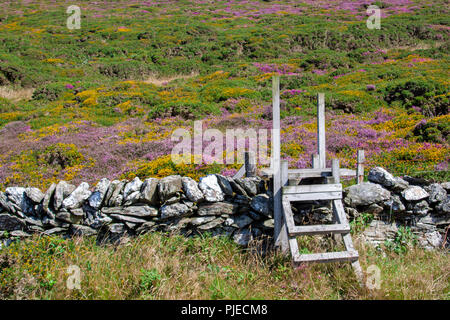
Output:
[293, 250, 359, 264]
[289, 223, 350, 236]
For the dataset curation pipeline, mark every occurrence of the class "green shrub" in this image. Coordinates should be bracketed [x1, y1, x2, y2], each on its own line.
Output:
[384, 79, 447, 115]
[412, 118, 449, 144]
[383, 226, 417, 254]
[32, 83, 67, 101]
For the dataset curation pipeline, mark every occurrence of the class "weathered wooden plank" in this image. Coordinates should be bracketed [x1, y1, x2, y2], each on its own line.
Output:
[289, 223, 350, 236]
[284, 192, 342, 202]
[282, 198, 296, 233]
[332, 159, 340, 184]
[357, 149, 365, 184]
[232, 165, 246, 179]
[283, 184, 342, 194]
[317, 93, 326, 168]
[293, 250, 359, 264]
[260, 167, 356, 178]
[311, 153, 320, 169]
[244, 151, 256, 177]
[279, 161, 289, 253]
[272, 75, 283, 249]
[333, 200, 349, 225]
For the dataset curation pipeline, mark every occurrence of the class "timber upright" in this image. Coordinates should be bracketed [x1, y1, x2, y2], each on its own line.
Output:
[266, 76, 365, 283]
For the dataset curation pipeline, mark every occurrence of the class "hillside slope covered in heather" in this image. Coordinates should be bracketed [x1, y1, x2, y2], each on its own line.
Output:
[0, 0, 448, 190]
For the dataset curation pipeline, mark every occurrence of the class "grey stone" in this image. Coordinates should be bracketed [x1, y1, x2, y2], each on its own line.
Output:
[10, 230, 31, 238]
[135, 221, 157, 235]
[191, 216, 217, 226]
[233, 229, 253, 246]
[140, 178, 159, 205]
[160, 202, 192, 220]
[263, 219, 274, 229]
[85, 211, 113, 229]
[5, 187, 26, 206]
[344, 182, 391, 207]
[53, 181, 76, 210]
[233, 194, 251, 205]
[417, 213, 450, 228]
[0, 213, 26, 231]
[102, 205, 158, 218]
[225, 214, 253, 228]
[27, 225, 44, 233]
[97, 223, 127, 244]
[312, 206, 333, 222]
[42, 183, 57, 218]
[158, 175, 182, 203]
[215, 174, 234, 196]
[441, 182, 450, 192]
[392, 177, 409, 191]
[197, 202, 237, 216]
[425, 183, 447, 203]
[62, 182, 91, 209]
[365, 203, 384, 215]
[418, 231, 443, 250]
[123, 191, 141, 206]
[88, 178, 110, 209]
[384, 195, 406, 213]
[345, 207, 360, 218]
[368, 167, 397, 188]
[247, 210, 263, 221]
[110, 214, 147, 224]
[401, 186, 429, 201]
[44, 227, 68, 235]
[228, 178, 248, 196]
[235, 178, 258, 196]
[0, 191, 16, 214]
[24, 216, 43, 227]
[250, 194, 272, 217]
[123, 177, 143, 202]
[56, 210, 83, 224]
[166, 195, 182, 205]
[70, 224, 97, 237]
[25, 187, 45, 203]
[182, 177, 204, 202]
[198, 175, 224, 202]
[44, 227, 68, 236]
[436, 197, 450, 214]
[197, 218, 224, 231]
[5, 187, 33, 215]
[413, 200, 430, 215]
[403, 175, 430, 186]
[105, 180, 126, 207]
[363, 220, 399, 245]
[42, 216, 69, 228]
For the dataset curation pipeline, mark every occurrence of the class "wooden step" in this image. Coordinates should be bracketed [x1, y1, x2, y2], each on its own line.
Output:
[282, 184, 342, 201]
[260, 167, 357, 179]
[293, 250, 359, 264]
[288, 223, 350, 236]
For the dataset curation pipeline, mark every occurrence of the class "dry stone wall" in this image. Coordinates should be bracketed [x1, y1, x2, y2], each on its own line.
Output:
[0, 168, 448, 250]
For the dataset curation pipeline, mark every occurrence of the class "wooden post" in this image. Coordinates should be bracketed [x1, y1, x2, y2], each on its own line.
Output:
[356, 150, 365, 184]
[272, 75, 284, 249]
[279, 161, 289, 253]
[244, 151, 256, 177]
[332, 159, 340, 184]
[317, 93, 326, 168]
[311, 153, 320, 169]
